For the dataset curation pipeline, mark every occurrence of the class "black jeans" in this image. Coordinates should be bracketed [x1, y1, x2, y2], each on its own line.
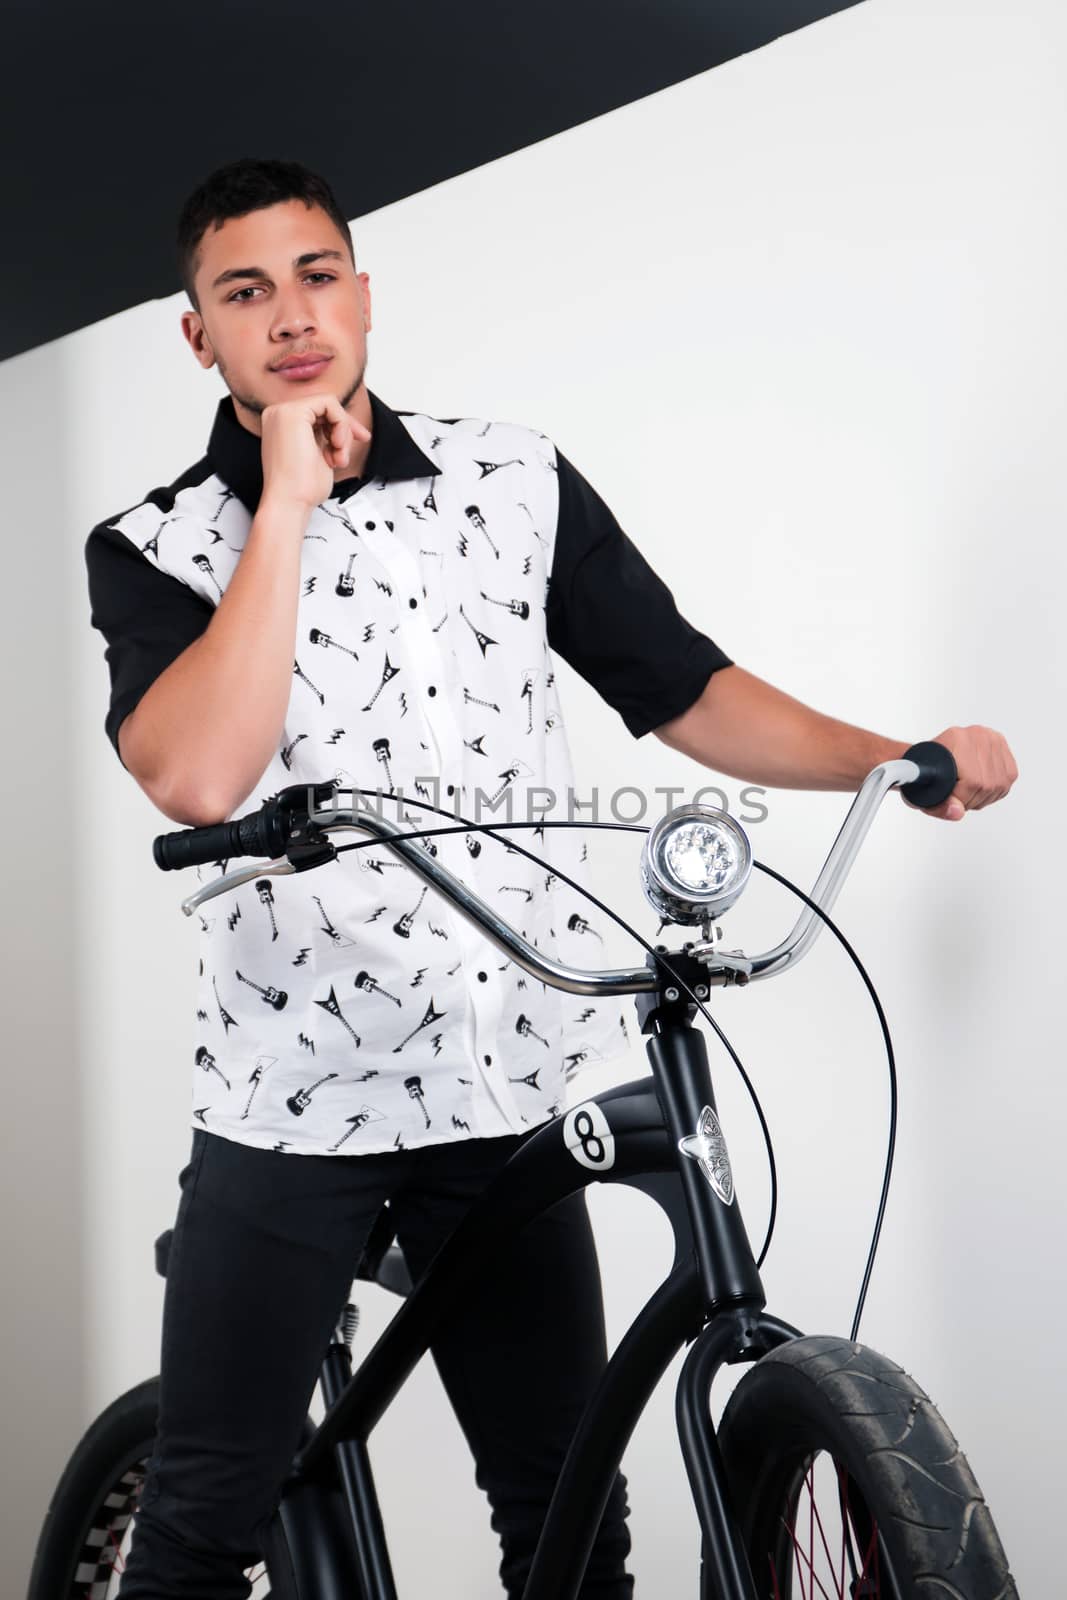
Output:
[118, 1128, 633, 1599]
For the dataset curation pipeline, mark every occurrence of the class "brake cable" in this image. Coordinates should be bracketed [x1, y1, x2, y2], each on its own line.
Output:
[314, 790, 895, 1335]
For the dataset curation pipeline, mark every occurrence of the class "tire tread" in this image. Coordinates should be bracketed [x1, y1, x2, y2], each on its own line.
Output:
[718, 1336, 1018, 1600]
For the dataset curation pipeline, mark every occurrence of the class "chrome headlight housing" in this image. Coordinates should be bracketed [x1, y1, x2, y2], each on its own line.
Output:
[640, 804, 753, 926]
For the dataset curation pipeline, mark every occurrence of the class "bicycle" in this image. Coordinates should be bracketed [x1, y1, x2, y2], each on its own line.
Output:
[27, 740, 1019, 1600]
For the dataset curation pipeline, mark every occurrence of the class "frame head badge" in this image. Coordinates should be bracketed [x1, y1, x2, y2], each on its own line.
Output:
[678, 1105, 735, 1206]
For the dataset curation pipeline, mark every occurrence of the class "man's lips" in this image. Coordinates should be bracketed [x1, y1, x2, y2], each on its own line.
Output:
[271, 354, 333, 379]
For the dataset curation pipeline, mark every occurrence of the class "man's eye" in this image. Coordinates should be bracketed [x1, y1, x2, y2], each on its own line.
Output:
[228, 274, 334, 303]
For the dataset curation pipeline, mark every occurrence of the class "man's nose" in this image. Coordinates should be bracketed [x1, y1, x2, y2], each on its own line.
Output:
[271, 291, 317, 340]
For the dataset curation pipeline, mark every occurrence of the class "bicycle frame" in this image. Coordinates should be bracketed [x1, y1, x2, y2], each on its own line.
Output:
[162, 751, 956, 1597]
[275, 991, 800, 1600]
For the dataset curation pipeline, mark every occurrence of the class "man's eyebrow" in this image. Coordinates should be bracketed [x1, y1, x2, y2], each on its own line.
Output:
[294, 249, 347, 269]
[211, 249, 348, 291]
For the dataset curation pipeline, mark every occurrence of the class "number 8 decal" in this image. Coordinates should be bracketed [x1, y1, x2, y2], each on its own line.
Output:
[563, 1101, 616, 1172]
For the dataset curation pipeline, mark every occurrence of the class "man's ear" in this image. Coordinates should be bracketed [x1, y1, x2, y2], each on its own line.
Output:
[181, 309, 216, 371]
[359, 270, 373, 332]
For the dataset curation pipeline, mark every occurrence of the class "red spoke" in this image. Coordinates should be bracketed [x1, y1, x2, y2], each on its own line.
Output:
[860, 1516, 880, 1583]
[767, 1455, 891, 1600]
[808, 1460, 846, 1585]
[107, 1522, 127, 1572]
[809, 1464, 816, 1594]
[780, 1510, 835, 1600]
[837, 1463, 850, 1596]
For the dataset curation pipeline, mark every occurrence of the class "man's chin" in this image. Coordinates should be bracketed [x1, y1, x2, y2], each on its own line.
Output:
[226, 363, 365, 421]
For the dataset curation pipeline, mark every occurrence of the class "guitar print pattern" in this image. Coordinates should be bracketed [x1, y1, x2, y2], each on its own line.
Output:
[105, 406, 633, 1154]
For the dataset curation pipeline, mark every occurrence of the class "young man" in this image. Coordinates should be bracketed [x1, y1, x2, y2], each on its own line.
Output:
[86, 157, 1017, 1599]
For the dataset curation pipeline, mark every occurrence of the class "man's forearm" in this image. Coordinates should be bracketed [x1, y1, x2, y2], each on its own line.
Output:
[655, 664, 909, 790]
[119, 498, 309, 825]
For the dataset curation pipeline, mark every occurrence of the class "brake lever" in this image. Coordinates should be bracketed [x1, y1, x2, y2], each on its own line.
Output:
[181, 857, 295, 917]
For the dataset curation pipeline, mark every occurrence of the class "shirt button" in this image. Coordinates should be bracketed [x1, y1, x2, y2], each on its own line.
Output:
[477, 970, 487, 982]
[446, 784, 455, 797]
[484, 1054, 492, 1066]
[427, 685, 437, 697]
[409, 597, 418, 609]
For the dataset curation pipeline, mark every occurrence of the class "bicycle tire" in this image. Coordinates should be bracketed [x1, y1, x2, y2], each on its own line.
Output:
[26, 1378, 298, 1600]
[716, 1335, 1018, 1600]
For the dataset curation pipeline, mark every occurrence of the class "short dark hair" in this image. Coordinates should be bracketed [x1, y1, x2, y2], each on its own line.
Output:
[176, 156, 354, 311]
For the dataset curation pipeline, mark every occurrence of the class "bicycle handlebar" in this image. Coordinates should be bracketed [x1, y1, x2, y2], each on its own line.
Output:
[153, 780, 337, 873]
[154, 742, 958, 995]
[152, 811, 276, 874]
[894, 740, 958, 810]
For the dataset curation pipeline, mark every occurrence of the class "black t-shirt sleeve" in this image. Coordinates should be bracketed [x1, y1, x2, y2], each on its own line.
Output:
[545, 448, 734, 738]
[85, 521, 215, 767]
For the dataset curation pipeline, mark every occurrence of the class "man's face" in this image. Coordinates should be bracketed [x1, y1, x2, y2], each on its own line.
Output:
[181, 199, 371, 431]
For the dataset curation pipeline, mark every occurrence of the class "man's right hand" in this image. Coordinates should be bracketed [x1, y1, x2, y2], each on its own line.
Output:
[260, 395, 372, 512]
[122, 394, 371, 823]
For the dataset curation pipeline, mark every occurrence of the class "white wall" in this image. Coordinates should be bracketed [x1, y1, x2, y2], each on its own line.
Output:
[4, 0, 1063, 1592]
[0, 338, 88, 1591]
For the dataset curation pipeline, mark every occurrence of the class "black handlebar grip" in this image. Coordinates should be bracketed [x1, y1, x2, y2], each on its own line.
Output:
[152, 811, 273, 872]
[898, 741, 959, 809]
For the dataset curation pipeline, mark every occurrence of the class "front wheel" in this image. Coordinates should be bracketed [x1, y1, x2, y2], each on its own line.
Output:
[717, 1335, 1018, 1600]
[27, 1379, 297, 1599]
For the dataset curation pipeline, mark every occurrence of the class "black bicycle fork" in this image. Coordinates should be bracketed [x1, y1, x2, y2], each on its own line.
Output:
[647, 1010, 800, 1600]
[280, 982, 800, 1600]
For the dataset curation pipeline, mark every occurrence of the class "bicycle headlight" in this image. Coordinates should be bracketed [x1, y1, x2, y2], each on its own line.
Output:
[640, 805, 753, 926]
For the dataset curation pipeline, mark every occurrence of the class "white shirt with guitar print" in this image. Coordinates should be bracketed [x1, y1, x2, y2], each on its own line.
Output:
[109, 409, 633, 1155]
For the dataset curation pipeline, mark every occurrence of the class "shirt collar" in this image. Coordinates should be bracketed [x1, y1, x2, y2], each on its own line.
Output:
[205, 387, 441, 515]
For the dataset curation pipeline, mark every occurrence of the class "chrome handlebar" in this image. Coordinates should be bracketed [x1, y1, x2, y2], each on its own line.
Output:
[178, 757, 926, 997]
[711, 758, 920, 981]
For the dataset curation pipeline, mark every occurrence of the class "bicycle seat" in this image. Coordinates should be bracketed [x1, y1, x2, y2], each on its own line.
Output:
[154, 1219, 413, 1297]
[155, 1229, 173, 1278]
[355, 1204, 413, 1297]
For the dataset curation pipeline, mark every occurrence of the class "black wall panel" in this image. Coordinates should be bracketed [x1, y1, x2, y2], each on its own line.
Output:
[1, 0, 863, 362]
